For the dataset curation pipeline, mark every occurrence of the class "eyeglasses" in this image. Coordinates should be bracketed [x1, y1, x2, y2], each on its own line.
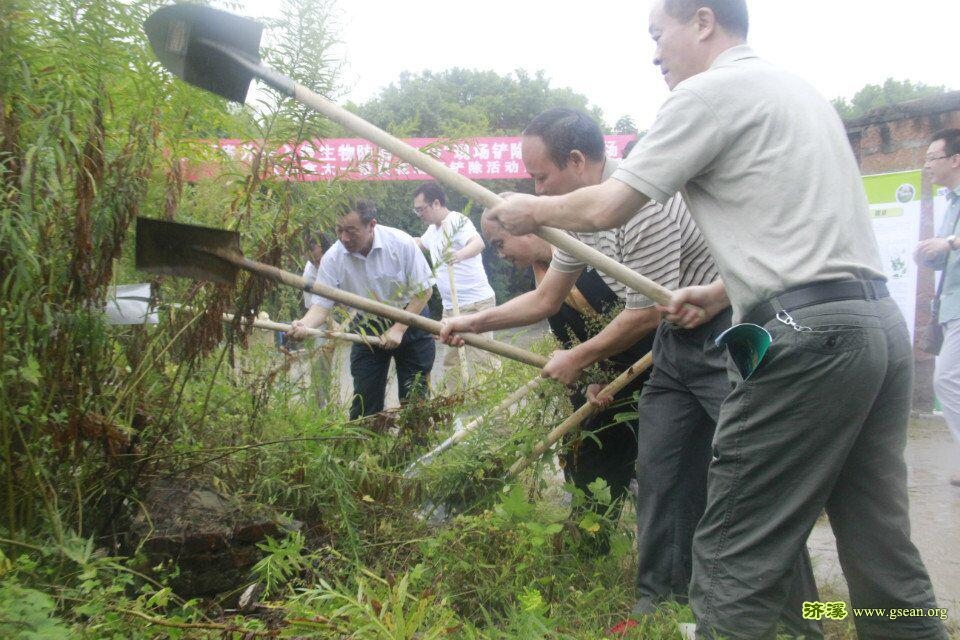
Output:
[412, 204, 429, 215]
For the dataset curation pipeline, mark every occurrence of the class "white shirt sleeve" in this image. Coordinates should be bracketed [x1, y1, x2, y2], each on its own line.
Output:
[302, 261, 319, 309]
[307, 251, 340, 309]
[403, 237, 436, 299]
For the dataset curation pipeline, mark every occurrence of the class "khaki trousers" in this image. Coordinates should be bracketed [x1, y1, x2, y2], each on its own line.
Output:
[440, 296, 500, 393]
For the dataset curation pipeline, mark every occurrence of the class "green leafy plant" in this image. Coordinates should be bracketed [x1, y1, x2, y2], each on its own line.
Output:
[0, 580, 73, 640]
[252, 530, 310, 597]
[290, 573, 464, 639]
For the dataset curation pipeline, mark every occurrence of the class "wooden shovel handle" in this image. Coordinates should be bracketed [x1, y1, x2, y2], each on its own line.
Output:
[220, 252, 548, 370]
[289, 85, 693, 312]
[403, 376, 544, 478]
[221, 313, 383, 347]
[505, 351, 653, 478]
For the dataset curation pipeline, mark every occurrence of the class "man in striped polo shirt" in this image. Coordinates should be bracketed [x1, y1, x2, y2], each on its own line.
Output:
[442, 109, 824, 626]
[478, 213, 651, 554]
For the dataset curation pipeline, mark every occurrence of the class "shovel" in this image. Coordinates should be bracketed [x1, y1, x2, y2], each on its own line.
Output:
[221, 312, 384, 348]
[142, 3, 702, 318]
[402, 376, 544, 479]
[136, 217, 548, 369]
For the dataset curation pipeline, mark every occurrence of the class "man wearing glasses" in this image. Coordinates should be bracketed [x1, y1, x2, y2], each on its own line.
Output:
[412, 182, 499, 392]
[289, 199, 435, 419]
[914, 128, 960, 486]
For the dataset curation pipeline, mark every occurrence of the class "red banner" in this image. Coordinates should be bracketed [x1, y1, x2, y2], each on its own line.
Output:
[183, 135, 636, 182]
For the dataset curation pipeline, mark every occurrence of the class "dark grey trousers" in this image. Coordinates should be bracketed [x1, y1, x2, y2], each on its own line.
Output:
[634, 312, 731, 609]
[691, 298, 946, 640]
[636, 311, 821, 639]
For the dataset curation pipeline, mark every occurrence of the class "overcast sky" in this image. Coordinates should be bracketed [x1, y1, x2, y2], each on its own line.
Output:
[244, 0, 957, 129]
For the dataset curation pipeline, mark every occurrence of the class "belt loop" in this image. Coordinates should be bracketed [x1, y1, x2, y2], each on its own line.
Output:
[770, 296, 786, 316]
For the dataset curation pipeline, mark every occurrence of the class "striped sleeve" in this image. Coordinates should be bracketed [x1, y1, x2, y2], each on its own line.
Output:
[674, 197, 719, 289]
[550, 231, 597, 273]
[548, 194, 719, 309]
[618, 198, 683, 309]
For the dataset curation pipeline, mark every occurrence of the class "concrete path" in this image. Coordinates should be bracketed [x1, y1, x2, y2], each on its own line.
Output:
[808, 415, 960, 622]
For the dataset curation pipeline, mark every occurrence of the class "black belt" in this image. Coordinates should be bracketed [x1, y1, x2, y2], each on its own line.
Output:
[743, 279, 889, 327]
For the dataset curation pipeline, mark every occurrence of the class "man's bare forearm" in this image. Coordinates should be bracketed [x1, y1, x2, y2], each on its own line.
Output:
[389, 290, 431, 334]
[568, 307, 660, 368]
[299, 304, 330, 329]
[470, 268, 579, 332]
[469, 288, 560, 333]
[456, 235, 485, 261]
[533, 180, 649, 232]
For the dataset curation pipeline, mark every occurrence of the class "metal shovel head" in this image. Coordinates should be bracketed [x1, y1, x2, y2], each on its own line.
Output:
[135, 217, 241, 285]
[144, 3, 264, 104]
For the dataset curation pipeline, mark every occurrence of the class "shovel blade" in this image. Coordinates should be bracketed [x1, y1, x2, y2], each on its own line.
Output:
[135, 217, 241, 285]
[144, 3, 263, 104]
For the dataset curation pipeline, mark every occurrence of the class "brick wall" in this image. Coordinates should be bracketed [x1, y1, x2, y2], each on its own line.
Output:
[846, 92, 960, 409]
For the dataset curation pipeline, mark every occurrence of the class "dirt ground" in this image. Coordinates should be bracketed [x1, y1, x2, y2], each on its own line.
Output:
[808, 415, 960, 622]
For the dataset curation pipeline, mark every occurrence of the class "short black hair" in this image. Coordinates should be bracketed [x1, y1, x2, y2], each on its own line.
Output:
[931, 129, 960, 159]
[342, 198, 377, 225]
[663, 0, 749, 38]
[302, 228, 332, 251]
[522, 107, 605, 169]
[412, 181, 446, 207]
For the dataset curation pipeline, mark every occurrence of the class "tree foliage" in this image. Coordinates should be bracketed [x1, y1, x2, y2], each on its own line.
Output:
[832, 77, 951, 120]
[338, 69, 605, 303]
[350, 68, 604, 138]
[614, 115, 638, 135]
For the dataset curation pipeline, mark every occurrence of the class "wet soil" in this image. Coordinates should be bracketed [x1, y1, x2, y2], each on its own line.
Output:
[128, 481, 296, 597]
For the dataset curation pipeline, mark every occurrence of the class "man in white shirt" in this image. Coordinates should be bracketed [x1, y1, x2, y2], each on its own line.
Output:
[289, 200, 435, 419]
[413, 182, 499, 391]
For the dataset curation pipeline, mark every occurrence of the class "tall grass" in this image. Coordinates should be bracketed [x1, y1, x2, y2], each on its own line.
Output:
[0, 0, 344, 543]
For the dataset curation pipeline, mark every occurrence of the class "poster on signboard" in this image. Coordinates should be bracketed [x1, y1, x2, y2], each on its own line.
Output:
[183, 135, 637, 182]
[863, 171, 921, 339]
[863, 170, 951, 341]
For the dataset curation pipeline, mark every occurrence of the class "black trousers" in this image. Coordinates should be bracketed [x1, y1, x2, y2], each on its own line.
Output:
[633, 312, 732, 612]
[563, 376, 646, 504]
[348, 313, 435, 420]
[560, 368, 648, 555]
